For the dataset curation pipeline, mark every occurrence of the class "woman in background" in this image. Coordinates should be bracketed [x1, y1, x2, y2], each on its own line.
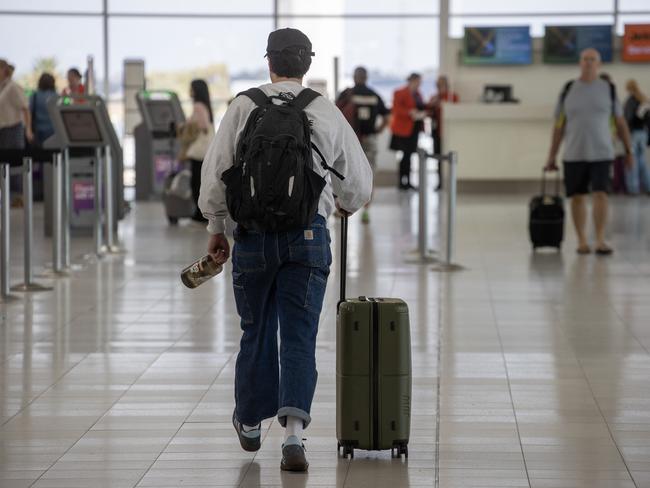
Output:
[30, 73, 57, 146]
[185, 79, 214, 222]
[389, 73, 426, 190]
[623, 79, 650, 195]
[61, 67, 84, 96]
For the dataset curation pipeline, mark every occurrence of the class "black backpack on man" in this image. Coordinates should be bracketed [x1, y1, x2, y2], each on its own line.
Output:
[221, 87, 343, 233]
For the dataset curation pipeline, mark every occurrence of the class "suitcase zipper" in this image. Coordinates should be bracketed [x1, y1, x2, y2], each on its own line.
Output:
[371, 299, 379, 450]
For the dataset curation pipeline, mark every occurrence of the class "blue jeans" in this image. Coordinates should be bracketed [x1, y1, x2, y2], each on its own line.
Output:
[625, 129, 650, 194]
[232, 215, 331, 429]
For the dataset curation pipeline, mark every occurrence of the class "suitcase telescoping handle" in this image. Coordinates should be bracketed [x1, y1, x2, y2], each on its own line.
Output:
[338, 215, 348, 308]
[541, 169, 561, 197]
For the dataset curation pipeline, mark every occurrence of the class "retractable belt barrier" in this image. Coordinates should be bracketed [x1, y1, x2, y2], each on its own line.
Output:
[405, 149, 463, 272]
[0, 149, 60, 300]
[0, 145, 123, 301]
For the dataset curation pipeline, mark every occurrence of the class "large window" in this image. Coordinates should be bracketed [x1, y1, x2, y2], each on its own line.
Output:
[0, 0, 102, 13]
[108, 0, 272, 15]
[277, 17, 439, 101]
[0, 15, 104, 93]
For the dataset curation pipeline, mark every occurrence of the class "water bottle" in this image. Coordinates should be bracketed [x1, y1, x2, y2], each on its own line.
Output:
[181, 254, 223, 289]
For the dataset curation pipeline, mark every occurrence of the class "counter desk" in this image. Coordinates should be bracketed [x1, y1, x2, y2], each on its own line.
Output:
[443, 103, 556, 190]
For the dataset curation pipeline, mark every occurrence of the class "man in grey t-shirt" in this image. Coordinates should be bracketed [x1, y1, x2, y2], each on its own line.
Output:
[545, 48, 632, 255]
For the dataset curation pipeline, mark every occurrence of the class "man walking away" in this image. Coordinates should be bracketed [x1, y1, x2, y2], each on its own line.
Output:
[545, 48, 632, 255]
[336, 67, 389, 223]
[199, 28, 373, 472]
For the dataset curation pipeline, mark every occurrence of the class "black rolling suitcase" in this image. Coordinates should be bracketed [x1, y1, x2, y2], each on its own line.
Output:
[529, 171, 564, 250]
[336, 216, 412, 459]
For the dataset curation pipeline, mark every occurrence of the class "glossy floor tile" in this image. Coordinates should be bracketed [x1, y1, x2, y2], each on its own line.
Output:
[2, 189, 650, 487]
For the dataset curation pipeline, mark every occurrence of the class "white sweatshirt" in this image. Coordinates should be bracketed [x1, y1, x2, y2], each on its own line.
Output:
[199, 80, 373, 235]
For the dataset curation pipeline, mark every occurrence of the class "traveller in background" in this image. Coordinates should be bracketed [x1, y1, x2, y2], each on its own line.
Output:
[0, 59, 33, 206]
[623, 79, 650, 195]
[30, 73, 57, 147]
[545, 48, 633, 255]
[600, 73, 627, 194]
[183, 79, 214, 222]
[336, 66, 389, 223]
[0, 59, 33, 149]
[427, 75, 459, 190]
[199, 27, 372, 472]
[61, 67, 84, 96]
[390, 73, 426, 190]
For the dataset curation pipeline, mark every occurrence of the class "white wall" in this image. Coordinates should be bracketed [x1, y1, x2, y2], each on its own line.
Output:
[443, 37, 650, 105]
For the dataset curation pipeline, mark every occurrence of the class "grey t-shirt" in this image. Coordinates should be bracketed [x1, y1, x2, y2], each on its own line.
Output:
[554, 78, 622, 162]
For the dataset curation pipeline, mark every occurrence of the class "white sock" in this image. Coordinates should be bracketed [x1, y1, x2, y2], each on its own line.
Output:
[284, 415, 303, 445]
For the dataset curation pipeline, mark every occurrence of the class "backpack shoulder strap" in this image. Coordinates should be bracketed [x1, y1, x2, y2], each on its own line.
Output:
[237, 88, 269, 107]
[560, 80, 574, 106]
[292, 88, 321, 111]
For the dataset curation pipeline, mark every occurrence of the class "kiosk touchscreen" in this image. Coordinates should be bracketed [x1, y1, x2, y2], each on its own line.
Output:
[134, 90, 185, 200]
[60, 110, 104, 145]
[43, 95, 124, 236]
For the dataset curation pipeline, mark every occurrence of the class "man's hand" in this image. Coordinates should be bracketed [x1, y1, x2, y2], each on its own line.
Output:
[25, 128, 34, 143]
[544, 157, 559, 172]
[624, 152, 634, 170]
[208, 233, 230, 264]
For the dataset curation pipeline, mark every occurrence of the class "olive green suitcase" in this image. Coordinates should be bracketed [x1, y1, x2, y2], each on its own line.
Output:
[336, 217, 412, 459]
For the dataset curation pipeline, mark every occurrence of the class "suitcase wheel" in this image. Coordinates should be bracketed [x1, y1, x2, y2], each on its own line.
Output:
[392, 443, 408, 459]
[340, 443, 354, 459]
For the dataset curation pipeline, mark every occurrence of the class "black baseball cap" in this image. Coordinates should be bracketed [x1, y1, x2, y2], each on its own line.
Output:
[266, 28, 315, 56]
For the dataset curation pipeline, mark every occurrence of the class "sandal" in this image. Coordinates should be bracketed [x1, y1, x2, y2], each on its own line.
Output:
[595, 246, 613, 256]
[576, 245, 591, 255]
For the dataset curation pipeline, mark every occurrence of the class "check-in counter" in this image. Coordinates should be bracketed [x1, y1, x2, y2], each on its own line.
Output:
[443, 103, 556, 188]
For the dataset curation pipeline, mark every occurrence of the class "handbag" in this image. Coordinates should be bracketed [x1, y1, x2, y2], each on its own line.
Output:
[185, 124, 213, 161]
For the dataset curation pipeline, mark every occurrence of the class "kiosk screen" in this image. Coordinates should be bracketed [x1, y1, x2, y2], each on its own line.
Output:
[147, 101, 175, 132]
[61, 110, 103, 144]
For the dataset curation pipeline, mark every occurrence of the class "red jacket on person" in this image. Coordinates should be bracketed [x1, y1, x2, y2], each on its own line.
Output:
[390, 86, 424, 138]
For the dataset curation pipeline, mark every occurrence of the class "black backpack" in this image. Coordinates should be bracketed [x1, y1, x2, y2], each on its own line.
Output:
[222, 87, 343, 232]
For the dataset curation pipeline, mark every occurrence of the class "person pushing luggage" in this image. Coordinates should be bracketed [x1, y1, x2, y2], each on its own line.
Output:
[198, 28, 373, 472]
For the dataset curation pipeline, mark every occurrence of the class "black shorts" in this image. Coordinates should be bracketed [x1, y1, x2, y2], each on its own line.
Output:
[563, 160, 611, 197]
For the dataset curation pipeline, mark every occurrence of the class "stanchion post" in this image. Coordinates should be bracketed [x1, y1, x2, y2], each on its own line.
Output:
[418, 149, 429, 260]
[94, 147, 104, 256]
[431, 150, 463, 272]
[445, 151, 458, 266]
[0, 163, 12, 299]
[104, 145, 116, 252]
[403, 149, 437, 264]
[12, 158, 52, 292]
[62, 148, 71, 269]
[53, 153, 62, 273]
[23, 158, 32, 284]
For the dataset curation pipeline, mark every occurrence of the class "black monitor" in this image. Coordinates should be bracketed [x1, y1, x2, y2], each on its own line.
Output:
[482, 84, 518, 103]
[60, 109, 104, 144]
[146, 100, 175, 133]
[136, 91, 185, 137]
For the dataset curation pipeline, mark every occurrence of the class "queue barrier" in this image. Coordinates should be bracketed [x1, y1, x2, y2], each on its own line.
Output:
[0, 146, 123, 302]
[405, 149, 463, 272]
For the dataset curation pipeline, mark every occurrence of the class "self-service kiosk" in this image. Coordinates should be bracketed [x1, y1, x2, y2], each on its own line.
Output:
[44, 95, 123, 239]
[133, 90, 185, 200]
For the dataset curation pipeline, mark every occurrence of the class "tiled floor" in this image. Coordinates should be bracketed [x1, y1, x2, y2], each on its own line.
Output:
[1, 188, 650, 487]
